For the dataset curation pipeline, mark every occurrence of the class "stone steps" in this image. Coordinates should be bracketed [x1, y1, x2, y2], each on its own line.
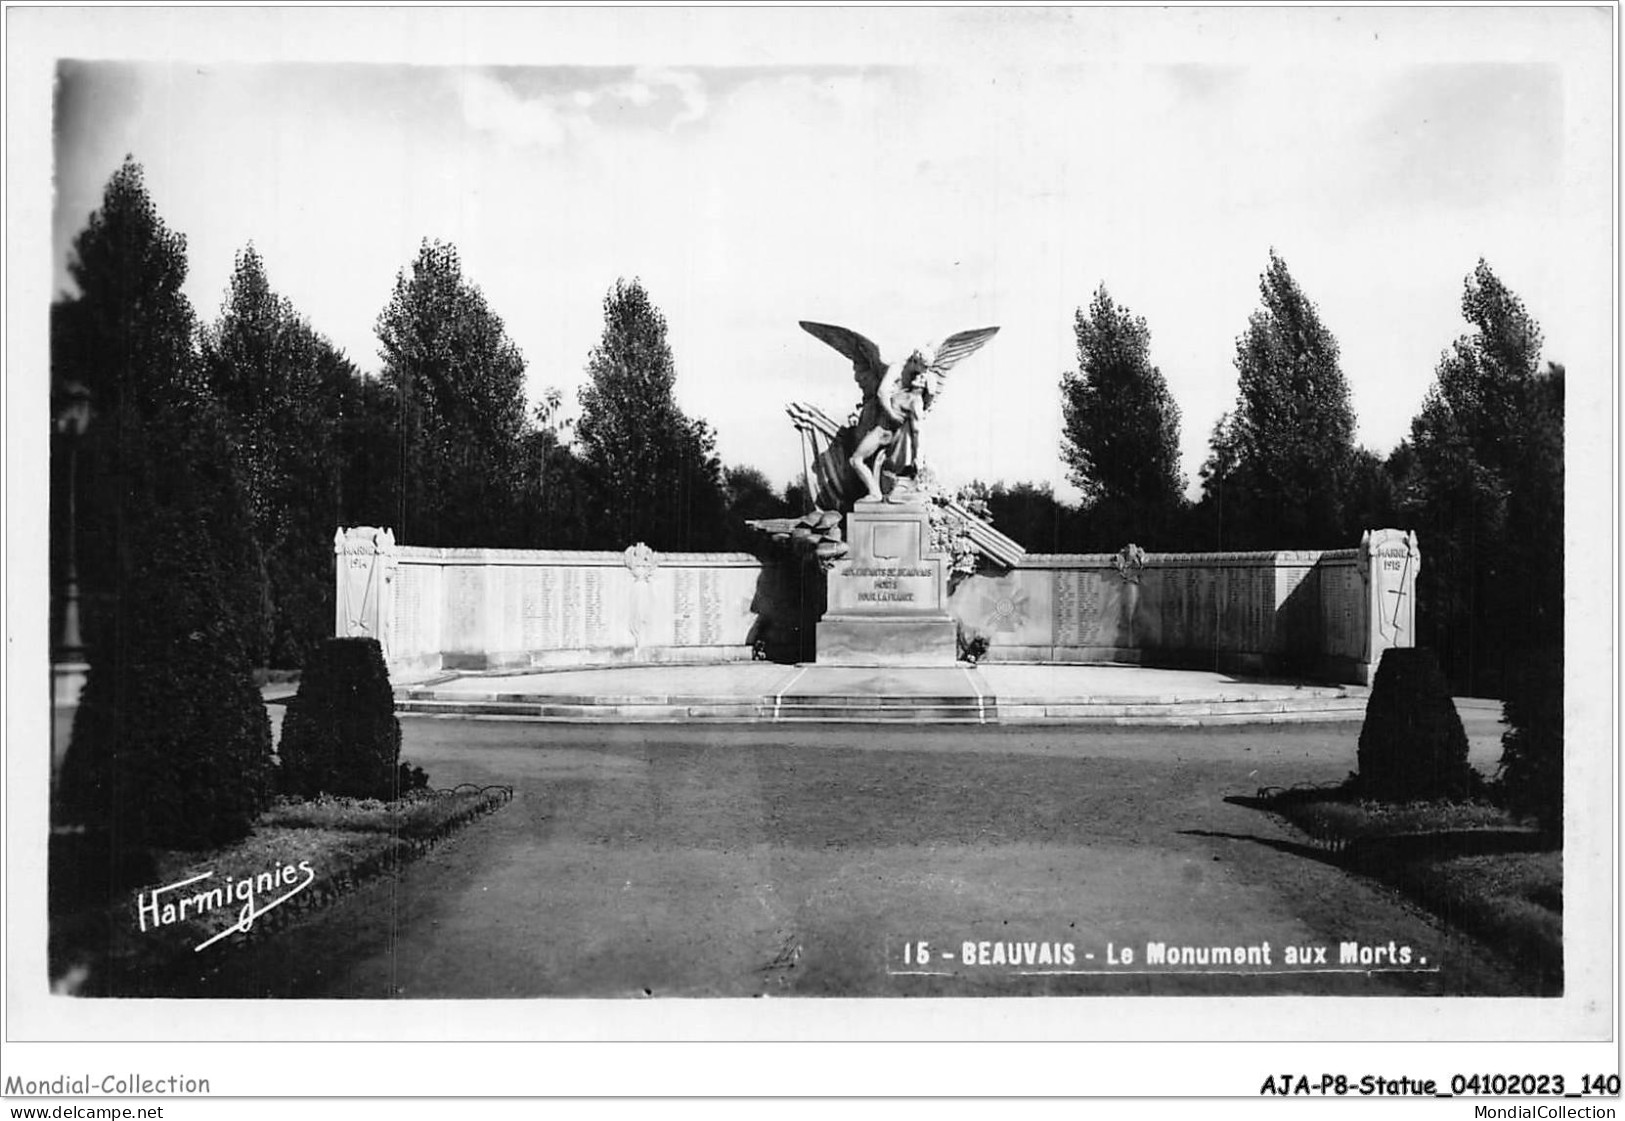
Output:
[771, 702, 995, 724]
[396, 690, 1366, 725]
[769, 688, 994, 723]
[996, 704, 1368, 726]
[399, 689, 750, 707]
[996, 697, 1369, 720]
[396, 698, 768, 722]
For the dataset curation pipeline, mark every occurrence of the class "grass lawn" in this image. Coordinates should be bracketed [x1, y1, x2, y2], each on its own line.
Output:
[1257, 792, 1561, 994]
[49, 785, 512, 997]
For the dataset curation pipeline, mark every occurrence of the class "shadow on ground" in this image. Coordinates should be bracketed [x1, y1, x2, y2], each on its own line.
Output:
[1221, 792, 1561, 995]
[137, 721, 1545, 1000]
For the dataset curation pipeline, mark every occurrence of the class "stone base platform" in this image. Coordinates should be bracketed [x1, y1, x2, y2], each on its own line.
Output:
[814, 615, 959, 667]
[393, 662, 1371, 726]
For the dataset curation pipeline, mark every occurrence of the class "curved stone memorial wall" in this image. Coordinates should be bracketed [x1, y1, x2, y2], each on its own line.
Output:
[334, 529, 816, 674]
[335, 527, 1415, 685]
[947, 530, 1418, 685]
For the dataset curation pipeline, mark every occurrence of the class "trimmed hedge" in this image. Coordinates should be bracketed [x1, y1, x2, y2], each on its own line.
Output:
[1356, 647, 1477, 802]
[58, 466, 274, 851]
[277, 638, 403, 800]
[1498, 643, 1563, 838]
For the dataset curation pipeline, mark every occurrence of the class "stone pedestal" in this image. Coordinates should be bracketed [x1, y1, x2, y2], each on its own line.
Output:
[1357, 527, 1420, 685]
[335, 527, 398, 661]
[816, 500, 958, 665]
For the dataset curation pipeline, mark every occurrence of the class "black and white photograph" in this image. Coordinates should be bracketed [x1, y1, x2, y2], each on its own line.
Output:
[4, 3, 1618, 1104]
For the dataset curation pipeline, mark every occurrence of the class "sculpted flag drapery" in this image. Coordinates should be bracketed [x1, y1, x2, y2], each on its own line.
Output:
[795, 321, 999, 505]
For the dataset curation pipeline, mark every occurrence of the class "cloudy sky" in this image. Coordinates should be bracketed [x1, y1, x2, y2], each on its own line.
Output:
[32, 7, 1614, 502]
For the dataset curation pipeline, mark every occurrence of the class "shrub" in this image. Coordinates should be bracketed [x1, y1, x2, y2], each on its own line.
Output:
[278, 638, 403, 800]
[1498, 643, 1562, 838]
[58, 490, 275, 851]
[956, 622, 989, 664]
[1355, 647, 1477, 802]
[397, 761, 430, 795]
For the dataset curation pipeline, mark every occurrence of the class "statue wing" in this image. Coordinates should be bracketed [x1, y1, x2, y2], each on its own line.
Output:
[800, 321, 886, 399]
[923, 326, 1000, 398]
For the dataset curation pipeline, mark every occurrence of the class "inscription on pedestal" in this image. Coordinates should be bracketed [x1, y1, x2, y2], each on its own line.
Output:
[1373, 542, 1416, 647]
[843, 565, 931, 605]
[829, 512, 944, 615]
[826, 505, 948, 617]
[817, 501, 956, 665]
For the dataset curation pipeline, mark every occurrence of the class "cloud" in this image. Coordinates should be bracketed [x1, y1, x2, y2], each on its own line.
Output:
[454, 66, 709, 149]
[1358, 63, 1561, 210]
[457, 70, 574, 148]
[50, 53, 1591, 502]
[636, 67, 708, 126]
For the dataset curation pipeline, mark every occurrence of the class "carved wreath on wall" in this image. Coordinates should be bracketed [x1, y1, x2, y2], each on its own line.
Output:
[623, 542, 657, 582]
[1112, 543, 1147, 584]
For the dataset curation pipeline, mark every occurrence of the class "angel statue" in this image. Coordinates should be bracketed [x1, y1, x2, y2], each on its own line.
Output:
[797, 321, 999, 504]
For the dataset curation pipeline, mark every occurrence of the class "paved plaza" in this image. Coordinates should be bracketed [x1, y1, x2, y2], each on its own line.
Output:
[198, 703, 1521, 999]
[393, 661, 1375, 724]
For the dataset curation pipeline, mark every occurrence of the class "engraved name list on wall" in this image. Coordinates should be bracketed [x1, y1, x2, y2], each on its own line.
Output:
[673, 569, 726, 646]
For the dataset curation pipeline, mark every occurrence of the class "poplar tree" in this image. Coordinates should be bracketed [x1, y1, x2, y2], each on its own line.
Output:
[1217, 251, 1358, 547]
[375, 240, 529, 546]
[55, 158, 272, 848]
[203, 246, 364, 664]
[1060, 285, 1185, 544]
[1404, 260, 1562, 829]
[575, 279, 727, 550]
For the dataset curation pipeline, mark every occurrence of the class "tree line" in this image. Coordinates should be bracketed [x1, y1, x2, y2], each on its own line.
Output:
[50, 159, 792, 677]
[53, 158, 1562, 714]
[1053, 251, 1562, 830]
[1052, 250, 1561, 710]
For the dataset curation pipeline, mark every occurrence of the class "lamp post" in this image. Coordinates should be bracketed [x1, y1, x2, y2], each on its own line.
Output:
[51, 381, 92, 806]
[54, 381, 91, 677]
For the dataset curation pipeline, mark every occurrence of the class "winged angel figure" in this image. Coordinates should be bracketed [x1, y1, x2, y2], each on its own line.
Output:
[797, 321, 999, 504]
